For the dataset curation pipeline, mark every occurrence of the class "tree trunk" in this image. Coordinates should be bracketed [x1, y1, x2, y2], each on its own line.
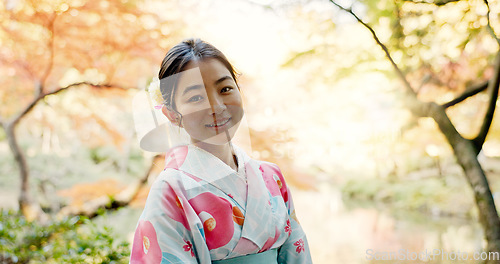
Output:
[328, 0, 500, 256]
[56, 154, 162, 219]
[4, 122, 46, 222]
[428, 102, 500, 257]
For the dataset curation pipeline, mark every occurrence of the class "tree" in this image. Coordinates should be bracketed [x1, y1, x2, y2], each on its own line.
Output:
[0, 0, 180, 221]
[327, 0, 500, 258]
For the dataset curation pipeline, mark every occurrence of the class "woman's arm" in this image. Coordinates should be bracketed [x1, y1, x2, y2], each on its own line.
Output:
[270, 165, 313, 264]
[130, 174, 210, 264]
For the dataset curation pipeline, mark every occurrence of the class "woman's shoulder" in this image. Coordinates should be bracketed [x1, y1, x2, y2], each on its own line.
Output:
[249, 158, 291, 203]
[249, 158, 283, 175]
[156, 166, 184, 180]
[163, 145, 190, 170]
[148, 169, 184, 192]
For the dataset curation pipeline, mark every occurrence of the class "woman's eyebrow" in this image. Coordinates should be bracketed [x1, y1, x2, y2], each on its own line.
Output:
[182, 84, 203, 95]
[214, 76, 232, 85]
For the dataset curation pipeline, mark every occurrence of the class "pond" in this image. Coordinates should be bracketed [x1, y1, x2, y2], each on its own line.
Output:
[94, 186, 488, 264]
[292, 187, 487, 264]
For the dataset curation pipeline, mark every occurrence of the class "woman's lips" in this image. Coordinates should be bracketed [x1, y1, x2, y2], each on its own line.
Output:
[205, 117, 231, 129]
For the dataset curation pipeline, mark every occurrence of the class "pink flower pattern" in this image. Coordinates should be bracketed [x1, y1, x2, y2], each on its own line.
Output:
[131, 145, 312, 263]
[284, 219, 292, 236]
[189, 192, 234, 250]
[130, 220, 162, 263]
[162, 184, 190, 230]
[183, 239, 195, 257]
[164, 145, 188, 170]
[259, 163, 289, 202]
[294, 239, 305, 254]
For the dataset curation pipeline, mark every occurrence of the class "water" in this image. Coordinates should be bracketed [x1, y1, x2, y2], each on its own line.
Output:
[93, 186, 488, 264]
[289, 188, 486, 264]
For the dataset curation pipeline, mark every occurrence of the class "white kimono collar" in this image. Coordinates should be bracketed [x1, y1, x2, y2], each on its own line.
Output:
[179, 144, 249, 182]
[173, 144, 275, 250]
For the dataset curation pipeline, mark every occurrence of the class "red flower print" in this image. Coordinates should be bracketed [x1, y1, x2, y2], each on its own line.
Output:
[183, 239, 195, 257]
[284, 219, 292, 236]
[164, 145, 188, 170]
[130, 220, 162, 263]
[162, 184, 190, 230]
[189, 192, 234, 250]
[259, 163, 288, 202]
[259, 164, 281, 197]
[293, 239, 305, 253]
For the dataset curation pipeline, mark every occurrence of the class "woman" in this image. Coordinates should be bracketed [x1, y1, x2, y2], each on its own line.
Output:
[130, 38, 312, 264]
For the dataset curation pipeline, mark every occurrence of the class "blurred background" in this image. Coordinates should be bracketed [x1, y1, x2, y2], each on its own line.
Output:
[1, 0, 500, 263]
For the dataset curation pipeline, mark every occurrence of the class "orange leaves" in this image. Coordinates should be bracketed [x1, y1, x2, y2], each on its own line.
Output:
[1, 0, 175, 95]
[57, 178, 125, 207]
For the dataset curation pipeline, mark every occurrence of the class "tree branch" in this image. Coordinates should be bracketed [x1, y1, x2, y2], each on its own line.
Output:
[402, 0, 460, 5]
[9, 82, 128, 128]
[329, 0, 416, 97]
[472, 51, 500, 154]
[330, 0, 500, 253]
[57, 154, 162, 219]
[416, 74, 432, 95]
[484, 0, 500, 47]
[441, 81, 488, 108]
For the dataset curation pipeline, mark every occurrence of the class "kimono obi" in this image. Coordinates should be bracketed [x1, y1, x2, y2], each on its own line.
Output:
[212, 248, 278, 264]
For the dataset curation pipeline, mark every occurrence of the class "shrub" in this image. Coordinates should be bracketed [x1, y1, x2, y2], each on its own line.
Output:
[0, 209, 130, 264]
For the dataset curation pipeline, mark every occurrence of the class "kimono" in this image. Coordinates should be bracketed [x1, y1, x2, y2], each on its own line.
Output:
[130, 144, 312, 263]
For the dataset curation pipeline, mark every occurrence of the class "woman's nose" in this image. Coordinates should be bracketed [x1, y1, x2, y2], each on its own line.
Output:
[208, 94, 226, 115]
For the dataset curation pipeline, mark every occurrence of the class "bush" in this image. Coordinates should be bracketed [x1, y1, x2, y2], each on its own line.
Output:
[0, 209, 130, 264]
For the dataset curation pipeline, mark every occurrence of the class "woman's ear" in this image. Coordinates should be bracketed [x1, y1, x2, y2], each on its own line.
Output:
[162, 105, 182, 127]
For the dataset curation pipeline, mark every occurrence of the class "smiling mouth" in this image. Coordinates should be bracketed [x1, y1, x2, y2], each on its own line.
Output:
[205, 117, 231, 128]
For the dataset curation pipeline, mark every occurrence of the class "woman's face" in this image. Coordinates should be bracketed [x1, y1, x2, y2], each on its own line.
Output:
[171, 58, 243, 145]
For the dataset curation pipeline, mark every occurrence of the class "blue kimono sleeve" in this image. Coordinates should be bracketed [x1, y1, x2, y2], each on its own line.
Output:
[130, 175, 210, 264]
[274, 168, 313, 264]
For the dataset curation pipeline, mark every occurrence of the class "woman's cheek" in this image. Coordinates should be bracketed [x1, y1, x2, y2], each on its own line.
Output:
[181, 110, 211, 140]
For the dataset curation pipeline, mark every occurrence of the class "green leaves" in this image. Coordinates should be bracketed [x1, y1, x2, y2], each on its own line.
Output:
[0, 210, 130, 264]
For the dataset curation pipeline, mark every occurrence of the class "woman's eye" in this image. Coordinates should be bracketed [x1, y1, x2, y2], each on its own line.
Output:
[188, 95, 203, 102]
[221, 87, 233, 93]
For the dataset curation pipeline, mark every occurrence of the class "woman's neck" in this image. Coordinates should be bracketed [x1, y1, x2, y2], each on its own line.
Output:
[192, 141, 238, 171]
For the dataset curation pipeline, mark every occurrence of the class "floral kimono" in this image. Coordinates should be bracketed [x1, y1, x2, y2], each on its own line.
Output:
[130, 144, 312, 263]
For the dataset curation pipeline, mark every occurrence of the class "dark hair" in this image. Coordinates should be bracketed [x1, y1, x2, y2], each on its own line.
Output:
[158, 38, 239, 114]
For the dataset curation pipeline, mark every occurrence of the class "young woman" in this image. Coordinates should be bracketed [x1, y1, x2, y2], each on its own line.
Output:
[130, 38, 312, 264]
